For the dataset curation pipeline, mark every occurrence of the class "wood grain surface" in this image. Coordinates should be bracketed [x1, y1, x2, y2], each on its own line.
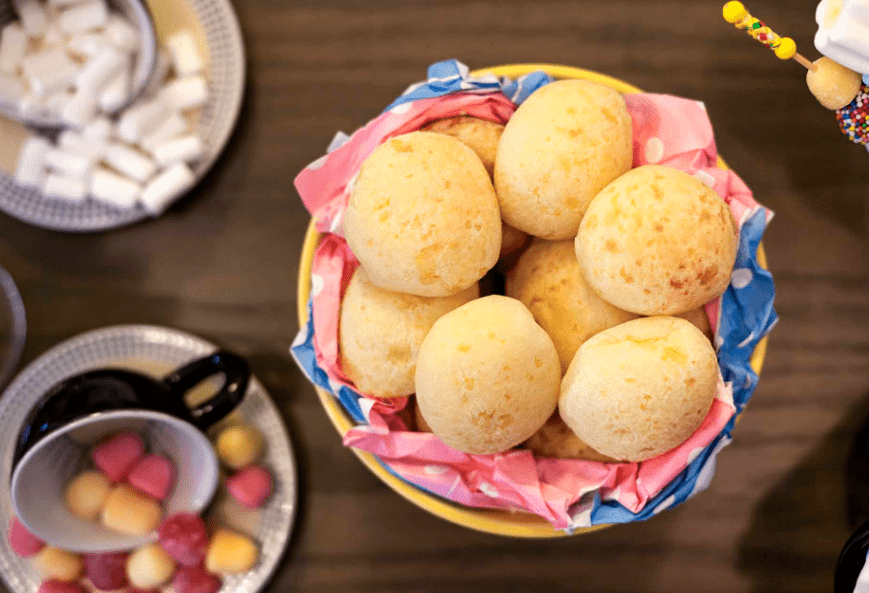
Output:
[1, 0, 867, 591]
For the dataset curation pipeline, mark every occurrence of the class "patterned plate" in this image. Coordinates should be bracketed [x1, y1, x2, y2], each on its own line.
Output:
[0, 0, 246, 232]
[0, 325, 296, 593]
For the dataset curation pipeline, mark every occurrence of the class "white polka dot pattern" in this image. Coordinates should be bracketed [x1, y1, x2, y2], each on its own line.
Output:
[0, 325, 296, 593]
[0, 0, 246, 232]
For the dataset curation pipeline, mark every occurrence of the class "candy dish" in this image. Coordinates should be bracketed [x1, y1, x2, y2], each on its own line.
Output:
[294, 62, 774, 537]
[0, 325, 296, 593]
[0, 0, 245, 231]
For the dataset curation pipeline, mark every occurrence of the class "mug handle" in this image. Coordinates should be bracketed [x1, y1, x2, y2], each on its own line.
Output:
[163, 351, 250, 431]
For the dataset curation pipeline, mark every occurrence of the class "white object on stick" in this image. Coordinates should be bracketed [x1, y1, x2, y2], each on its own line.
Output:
[0, 24, 26, 75]
[44, 147, 91, 179]
[59, 0, 108, 35]
[159, 76, 208, 112]
[139, 113, 187, 154]
[140, 162, 194, 215]
[89, 167, 140, 208]
[153, 135, 204, 167]
[104, 143, 157, 182]
[166, 30, 204, 76]
[815, 0, 869, 74]
[43, 173, 87, 202]
[14, 136, 51, 188]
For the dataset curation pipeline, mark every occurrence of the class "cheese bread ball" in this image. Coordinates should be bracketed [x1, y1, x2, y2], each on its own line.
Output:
[420, 116, 503, 177]
[524, 413, 618, 462]
[420, 117, 528, 258]
[339, 267, 478, 398]
[576, 165, 738, 315]
[560, 316, 718, 462]
[344, 132, 501, 297]
[494, 79, 633, 240]
[507, 239, 639, 373]
[415, 295, 560, 454]
[674, 306, 713, 341]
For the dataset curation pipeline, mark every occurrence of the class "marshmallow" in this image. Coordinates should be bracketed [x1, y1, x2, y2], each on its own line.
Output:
[75, 47, 125, 93]
[89, 167, 140, 208]
[0, 74, 24, 102]
[166, 30, 204, 76]
[66, 32, 109, 59]
[58, 129, 106, 160]
[117, 97, 169, 143]
[14, 136, 51, 187]
[159, 76, 208, 111]
[143, 49, 171, 97]
[43, 173, 87, 202]
[139, 113, 187, 154]
[17, 93, 47, 119]
[13, 0, 48, 37]
[140, 162, 193, 215]
[59, 0, 108, 35]
[104, 143, 156, 182]
[60, 87, 98, 128]
[153, 135, 204, 167]
[21, 48, 77, 96]
[99, 62, 131, 113]
[48, 0, 92, 8]
[45, 147, 92, 179]
[83, 116, 113, 139]
[104, 14, 139, 52]
[43, 21, 65, 46]
[815, 0, 869, 74]
[45, 89, 75, 113]
[0, 24, 26, 75]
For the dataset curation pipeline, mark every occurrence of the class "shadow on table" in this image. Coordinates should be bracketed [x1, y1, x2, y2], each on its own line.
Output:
[736, 392, 869, 593]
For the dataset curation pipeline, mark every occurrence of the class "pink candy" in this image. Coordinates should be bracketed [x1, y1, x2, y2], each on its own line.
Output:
[8, 517, 45, 557]
[225, 466, 272, 509]
[84, 551, 128, 590]
[158, 513, 209, 566]
[172, 565, 221, 593]
[37, 580, 83, 593]
[127, 454, 175, 500]
[91, 432, 145, 482]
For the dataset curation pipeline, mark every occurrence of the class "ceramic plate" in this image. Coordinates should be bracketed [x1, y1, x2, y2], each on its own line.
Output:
[0, 0, 246, 232]
[0, 324, 296, 593]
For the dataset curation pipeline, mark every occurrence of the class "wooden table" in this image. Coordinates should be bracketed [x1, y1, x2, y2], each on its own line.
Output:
[1, 0, 867, 591]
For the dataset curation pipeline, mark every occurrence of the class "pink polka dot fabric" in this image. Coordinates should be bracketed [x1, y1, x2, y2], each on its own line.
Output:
[293, 81, 772, 531]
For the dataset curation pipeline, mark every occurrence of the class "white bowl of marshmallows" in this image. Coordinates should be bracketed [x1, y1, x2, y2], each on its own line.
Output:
[0, 0, 213, 217]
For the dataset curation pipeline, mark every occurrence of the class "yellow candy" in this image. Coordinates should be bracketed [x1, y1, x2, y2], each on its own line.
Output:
[774, 37, 797, 59]
[722, 1, 747, 23]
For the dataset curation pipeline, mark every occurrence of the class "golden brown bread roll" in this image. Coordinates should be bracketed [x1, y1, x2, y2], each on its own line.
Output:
[524, 413, 618, 462]
[420, 116, 503, 177]
[344, 132, 501, 297]
[415, 295, 561, 454]
[507, 239, 639, 373]
[674, 306, 713, 341]
[576, 165, 738, 315]
[559, 316, 718, 462]
[339, 268, 478, 398]
[420, 116, 528, 259]
[494, 79, 633, 240]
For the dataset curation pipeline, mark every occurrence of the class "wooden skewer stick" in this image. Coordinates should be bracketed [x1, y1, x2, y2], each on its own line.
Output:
[723, 1, 818, 71]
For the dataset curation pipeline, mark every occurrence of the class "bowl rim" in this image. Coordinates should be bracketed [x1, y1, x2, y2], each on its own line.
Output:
[295, 63, 770, 538]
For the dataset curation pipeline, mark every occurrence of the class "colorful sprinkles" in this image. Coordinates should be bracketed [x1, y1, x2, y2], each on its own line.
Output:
[836, 83, 869, 145]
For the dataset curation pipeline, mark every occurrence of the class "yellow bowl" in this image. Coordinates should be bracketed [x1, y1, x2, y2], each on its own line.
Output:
[296, 64, 769, 538]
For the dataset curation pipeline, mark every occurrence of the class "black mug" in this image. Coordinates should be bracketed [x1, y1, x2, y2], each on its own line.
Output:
[12, 350, 249, 469]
